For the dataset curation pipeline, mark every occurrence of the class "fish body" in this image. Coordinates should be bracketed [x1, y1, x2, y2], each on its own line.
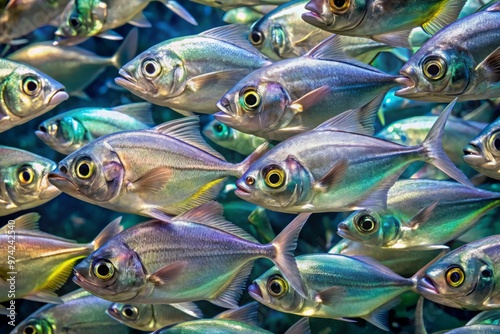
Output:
[0, 59, 68, 133]
[189, 0, 289, 10]
[0, 146, 60, 216]
[223, 6, 275, 25]
[115, 25, 271, 116]
[397, 3, 500, 102]
[36, 102, 153, 155]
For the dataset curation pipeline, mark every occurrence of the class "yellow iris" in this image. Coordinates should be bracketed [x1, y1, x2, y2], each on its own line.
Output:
[445, 267, 465, 287]
[267, 275, 288, 298]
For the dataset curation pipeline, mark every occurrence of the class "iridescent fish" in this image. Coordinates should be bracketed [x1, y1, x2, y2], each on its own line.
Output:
[223, 6, 275, 25]
[188, 0, 289, 10]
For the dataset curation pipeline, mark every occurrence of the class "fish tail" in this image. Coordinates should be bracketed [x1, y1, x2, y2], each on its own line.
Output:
[233, 142, 271, 177]
[110, 28, 138, 69]
[90, 217, 124, 250]
[419, 98, 473, 188]
[268, 213, 311, 298]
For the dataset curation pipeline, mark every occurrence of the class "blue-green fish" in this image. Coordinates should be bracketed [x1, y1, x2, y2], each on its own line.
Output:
[223, 6, 275, 24]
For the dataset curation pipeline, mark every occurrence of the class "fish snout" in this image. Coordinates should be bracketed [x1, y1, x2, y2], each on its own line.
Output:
[248, 282, 263, 298]
[417, 275, 440, 295]
[217, 97, 232, 115]
[48, 90, 69, 107]
[303, 0, 333, 26]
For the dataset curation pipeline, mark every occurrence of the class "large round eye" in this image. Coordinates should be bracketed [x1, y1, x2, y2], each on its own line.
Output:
[267, 274, 288, 298]
[329, 0, 350, 13]
[240, 88, 261, 111]
[263, 165, 285, 188]
[93, 259, 115, 280]
[121, 305, 139, 320]
[22, 76, 41, 96]
[75, 158, 95, 179]
[355, 214, 378, 234]
[249, 30, 264, 46]
[23, 325, 38, 334]
[422, 57, 447, 81]
[18, 165, 35, 185]
[141, 59, 161, 78]
[69, 16, 82, 29]
[445, 266, 465, 287]
[488, 131, 500, 153]
[212, 122, 229, 139]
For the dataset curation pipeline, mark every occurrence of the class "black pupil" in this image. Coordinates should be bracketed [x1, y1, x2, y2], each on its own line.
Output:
[78, 163, 90, 176]
[251, 31, 261, 43]
[26, 80, 37, 92]
[69, 17, 80, 28]
[245, 93, 257, 107]
[145, 62, 156, 74]
[427, 64, 440, 76]
[360, 217, 374, 231]
[97, 263, 109, 276]
[270, 281, 282, 294]
[450, 271, 461, 283]
[214, 124, 224, 133]
[39, 126, 47, 133]
[24, 327, 35, 334]
[482, 269, 492, 278]
[269, 173, 280, 184]
[124, 308, 134, 317]
[494, 138, 500, 151]
[334, 0, 345, 7]
[22, 170, 31, 181]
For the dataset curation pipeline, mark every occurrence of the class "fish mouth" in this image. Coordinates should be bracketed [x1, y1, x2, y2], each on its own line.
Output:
[395, 76, 418, 97]
[248, 283, 264, 300]
[105, 305, 120, 319]
[115, 70, 148, 95]
[417, 275, 439, 295]
[48, 169, 78, 192]
[73, 270, 117, 297]
[34, 130, 51, 143]
[336, 222, 362, 242]
[40, 172, 62, 200]
[47, 90, 69, 106]
[215, 112, 239, 128]
[463, 143, 488, 166]
[463, 144, 480, 157]
[302, 1, 330, 27]
[216, 98, 233, 115]
[234, 179, 252, 199]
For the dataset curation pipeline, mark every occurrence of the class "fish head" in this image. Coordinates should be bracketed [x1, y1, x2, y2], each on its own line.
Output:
[236, 154, 312, 209]
[106, 303, 152, 330]
[202, 120, 235, 146]
[48, 142, 124, 203]
[11, 317, 52, 334]
[55, 0, 105, 38]
[463, 120, 500, 178]
[302, 0, 365, 32]
[249, 267, 305, 313]
[249, 16, 288, 60]
[36, 116, 85, 154]
[73, 240, 147, 302]
[115, 48, 186, 104]
[397, 48, 472, 101]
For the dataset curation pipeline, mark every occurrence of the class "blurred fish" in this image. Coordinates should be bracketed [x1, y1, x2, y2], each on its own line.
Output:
[417, 234, 500, 310]
[7, 28, 138, 99]
[302, 0, 467, 47]
[337, 179, 500, 250]
[189, 0, 289, 10]
[223, 6, 275, 24]
[0, 214, 122, 305]
[216, 35, 400, 140]
[376, 89, 439, 125]
[248, 206, 276, 243]
[203, 119, 268, 156]
[55, 0, 196, 44]
[107, 302, 202, 331]
[0, 146, 60, 216]
[11, 289, 132, 334]
[235, 99, 472, 214]
[48, 117, 269, 218]
[458, 0, 493, 18]
[249, 253, 421, 331]
[72, 202, 310, 306]
[0, 59, 68, 132]
[397, 3, 500, 102]
[36, 102, 154, 155]
[115, 25, 272, 116]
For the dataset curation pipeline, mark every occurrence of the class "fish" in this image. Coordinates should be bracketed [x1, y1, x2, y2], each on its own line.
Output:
[0, 59, 68, 133]
[11, 289, 132, 334]
[235, 99, 473, 214]
[223, 6, 275, 25]
[188, 0, 289, 10]
[249, 253, 422, 331]
[107, 302, 202, 331]
[301, 0, 467, 48]
[0, 146, 60, 216]
[36, 102, 154, 155]
[203, 119, 268, 156]
[216, 35, 401, 140]
[48, 116, 269, 218]
[55, 0, 196, 45]
[396, 2, 500, 102]
[72, 202, 310, 307]
[337, 179, 500, 250]
[249, 0, 394, 61]
[0, 213, 122, 306]
[115, 24, 272, 116]
[7, 28, 138, 99]
[417, 234, 500, 310]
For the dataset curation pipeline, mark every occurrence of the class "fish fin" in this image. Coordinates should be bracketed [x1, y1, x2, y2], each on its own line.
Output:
[234, 142, 271, 177]
[148, 261, 187, 285]
[314, 92, 385, 135]
[314, 159, 348, 193]
[170, 302, 203, 318]
[406, 201, 439, 229]
[110, 28, 138, 69]
[486, 2, 500, 11]
[355, 167, 406, 210]
[466, 309, 500, 325]
[173, 201, 258, 242]
[128, 11, 152, 28]
[39, 258, 80, 292]
[0, 305, 7, 315]
[406, 245, 450, 251]
[362, 297, 401, 331]
[476, 46, 500, 83]
[462, 102, 493, 122]
[168, 179, 226, 216]
[129, 167, 173, 193]
[351, 256, 406, 278]
[422, 0, 466, 35]
[304, 34, 349, 61]
[152, 116, 226, 160]
[160, 0, 198, 25]
[420, 99, 473, 188]
[289, 86, 331, 113]
[415, 297, 428, 334]
[285, 318, 311, 334]
[216, 301, 259, 325]
[24, 290, 63, 304]
[146, 208, 173, 222]
[186, 69, 247, 92]
[317, 286, 347, 305]
[211, 261, 254, 308]
[110, 102, 154, 126]
[201, 24, 266, 58]
[170, 108, 195, 116]
[91, 217, 123, 249]
[7, 212, 40, 230]
[372, 30, 412, 49]
[270, 213, 311, 298]
[97, 30, 123, 41]
[71, 89, 90, 100]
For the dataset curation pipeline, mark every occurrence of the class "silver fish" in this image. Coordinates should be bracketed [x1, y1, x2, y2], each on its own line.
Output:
[223, 6, 276, 25]
[189, 0, 289, 10]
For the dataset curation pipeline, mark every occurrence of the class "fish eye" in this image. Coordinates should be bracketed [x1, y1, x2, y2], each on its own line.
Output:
[22, 324, 38, 334]
[481, 269, 492, 278]
[141, 59, 161, 79]
[18, 165, 35, 185]
[267, 274, 288, 298]
[121, 305, 139, 320]
[93, 259, 115, 280]
[445, 266, 465, 287]
[22, 76, 41, 96]
[69, 16, 82, 29]
[422, 57, 447, 81]
[488, 131, 500, 153]
[240, 88, 261, 112]
[249, 30, 264, 46]
[75, 158, 95, 179]
[263, 165, 285, 188]
[329, 0, 350, 13]
[245, 176, 255, 186]
[355, 214, 378, 234]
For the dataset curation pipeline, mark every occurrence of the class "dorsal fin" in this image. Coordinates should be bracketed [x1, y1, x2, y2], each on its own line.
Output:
[305, 34, 349, 61]
[151, 117, 225, 160]
[1, 212, 40, 232]
[111, 102, 155, 126]
[173, 202, 258, 243]
[216, 302, 259, 325]
[485, 1, 500, 12]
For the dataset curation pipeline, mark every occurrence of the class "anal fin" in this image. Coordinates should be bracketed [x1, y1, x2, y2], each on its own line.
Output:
[210, 261, 254, 309]
[362, 297, 401, 331]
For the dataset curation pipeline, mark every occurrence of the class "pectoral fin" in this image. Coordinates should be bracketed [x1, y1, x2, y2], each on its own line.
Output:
[314, 159, 348, 193]
[289, 86, 330, 113]
[316, 286, 347, 304]
[186, 70, 246, 92]
[422, 0, 466, 35]
[406, 201, 438, 229]
[128, 11, 152, 28]
[128, 167, 173, 193]
[24, 290, 63, 304]
[148, 261, 187, 285]
[477, 46, 500, 83]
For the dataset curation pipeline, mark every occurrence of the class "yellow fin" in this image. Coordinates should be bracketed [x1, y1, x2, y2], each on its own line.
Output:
[38, 257, 82, 292]
[168, 178, 226, 215]
[422, 0, 467, 35]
